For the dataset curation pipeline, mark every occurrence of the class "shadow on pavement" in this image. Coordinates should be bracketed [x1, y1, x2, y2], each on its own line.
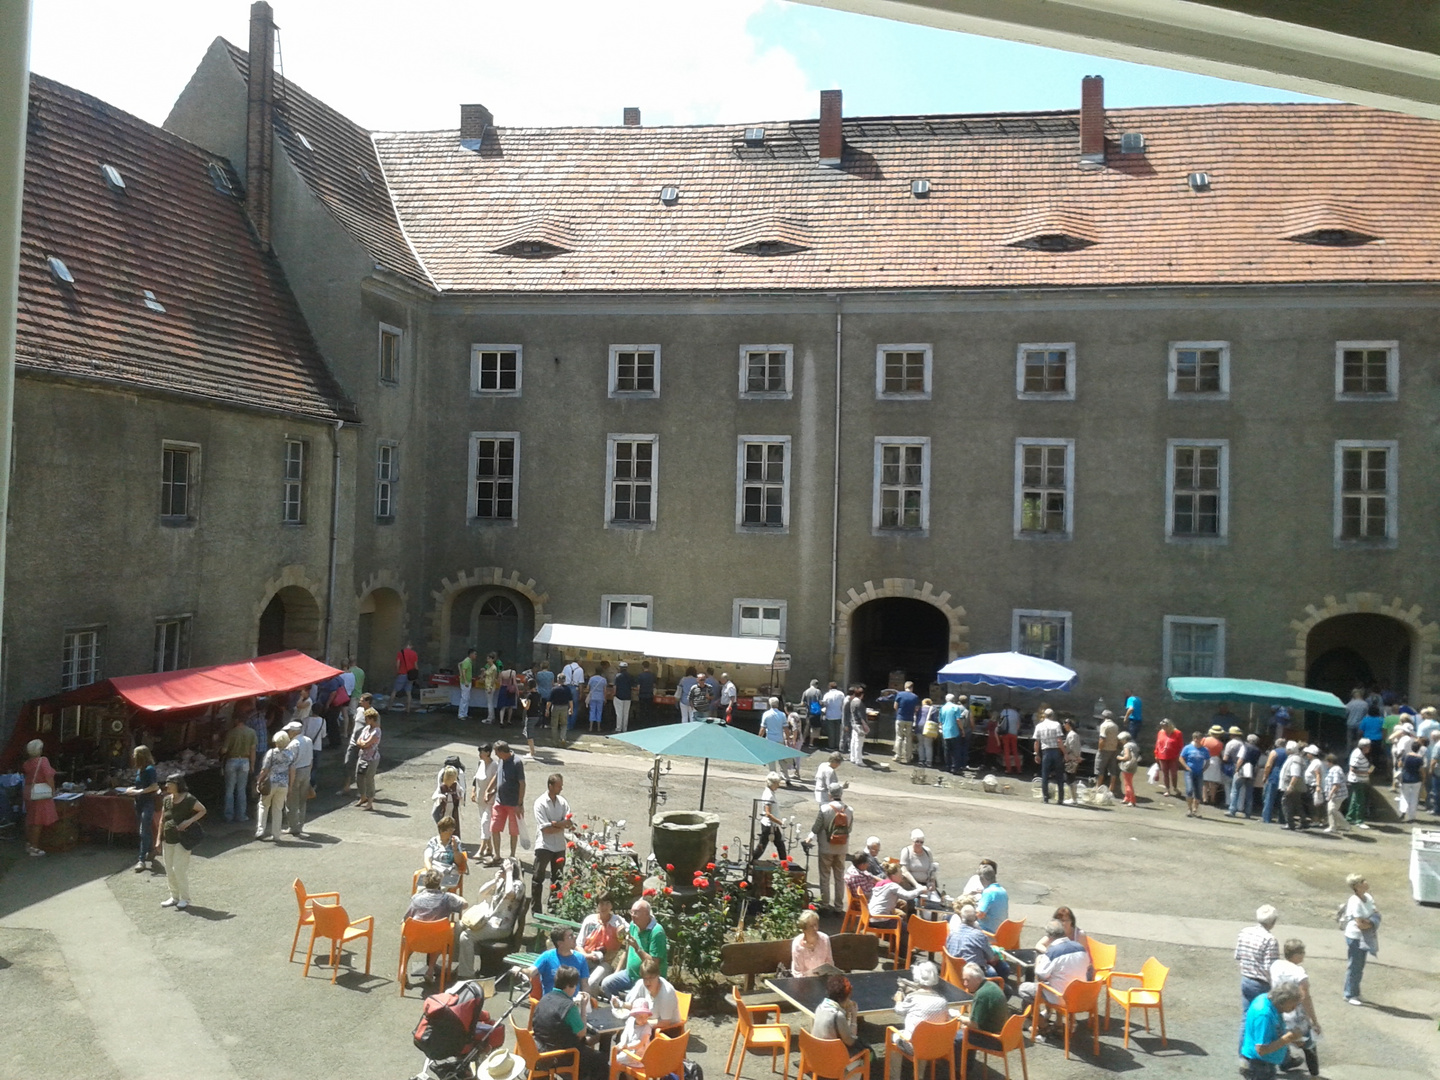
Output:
[1366, 1002, 1433, 1020]
[182, 905, 234, 921]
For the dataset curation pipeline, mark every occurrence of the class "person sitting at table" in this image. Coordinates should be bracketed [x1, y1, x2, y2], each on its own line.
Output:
[812, 974, 867, 1077]
[1034, 905, 1088, 951]
[898, 829, 940, 892]
[862, 836, 885, 876]
[793, 909, 836, 976]
[960, 859, 997, 899]
[534, 926, 591, 995]
[424, 815, 466, 891]
[892, 961, 950, 1054]
[869, 861, 924, 925]
[532, 966, 606, 1080]
[975, 864, 1009, 935]
[845, 852, 883, 902]
[955, 962, 1009, 1071]
[946, 903, 1008, 980]
[612, 997, 655, 1068]
[1018, 920, 1094, 1034]
[614, 956, 680, 1028]
[600, 899, 668, 997]
[578, 893, 629, 993]
[404, 868, 473, 987]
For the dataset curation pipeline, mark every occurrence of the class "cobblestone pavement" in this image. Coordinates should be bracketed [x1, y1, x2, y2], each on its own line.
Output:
[2, 714, 1437, 1080]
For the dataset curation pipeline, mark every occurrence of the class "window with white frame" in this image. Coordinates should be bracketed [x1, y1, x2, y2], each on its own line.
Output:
[379, 323, 402, 384]
[873, 437, 929, 532]
[734, 599, 786, 640]
[160, 442, 198, 523]
[1163, 616, 1225, 678]
[469, 432, 519, 522]
[739, 346, 793, 398]
[736, 437, 790, 530]
[602, 595, 652, 630]
[1016, 343, 1076, 399]
[154, 615, 191, 673]
[472, 345, 522, 396]
[607, 435, 657, 526]
[1014, 439, 1074, 538]
[875, 345, 932, 399]
[1166, 440, 1228, 540]
[1168, 341, 1229, 399]
[1334, 440, 1397, 542]
[609, 345, 660, 397]
[1334, 341, 1398, 400]
[282, 438, 306, 524]
[1012, 610, 1071, 665]
[375, 441, 398, 521]
[61, 626, 102, 690]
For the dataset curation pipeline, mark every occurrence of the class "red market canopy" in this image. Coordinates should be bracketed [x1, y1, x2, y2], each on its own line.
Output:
[106, 651, 344, 713]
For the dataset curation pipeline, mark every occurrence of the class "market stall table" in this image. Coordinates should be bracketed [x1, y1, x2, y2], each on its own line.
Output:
[765, 969, 970, 1019]
[77, 791, 140, 841]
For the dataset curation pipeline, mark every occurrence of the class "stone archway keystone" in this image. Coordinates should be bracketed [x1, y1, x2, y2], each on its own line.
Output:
[429, 567, 550, 663]
[833, 578, 968, 680]
[1287, 591, 1439, 700]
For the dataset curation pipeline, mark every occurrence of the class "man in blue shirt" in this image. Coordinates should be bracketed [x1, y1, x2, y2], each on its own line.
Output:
[1180, 731, 1211, 818]
[976, 865, 1009, 934]
[939, 694, 965, 775]
[893, 682, 920, 765]
[1240, 983, 1302, 1079]
[1123, 694, 1143, 740]
[759, 697, 787, 742]
[533, 926, 591, 995]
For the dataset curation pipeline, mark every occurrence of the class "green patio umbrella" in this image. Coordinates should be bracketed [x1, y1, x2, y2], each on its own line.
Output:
[611, 718, 803, 808]
[1166, 677, 1347, 716]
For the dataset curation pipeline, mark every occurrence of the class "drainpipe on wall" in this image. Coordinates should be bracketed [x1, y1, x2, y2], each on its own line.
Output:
[323, 419, 343, 663]
[827, 300, 843, 678]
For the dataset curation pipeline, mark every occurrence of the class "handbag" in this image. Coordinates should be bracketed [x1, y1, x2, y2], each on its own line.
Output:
[29, 782, 53, 800]
[178, 822, 204, 850]
[256, 771, 271, 797]
[1240, 762, 1254, 780]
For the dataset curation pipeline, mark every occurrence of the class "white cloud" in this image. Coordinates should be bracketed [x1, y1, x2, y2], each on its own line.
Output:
[29, 0, 818, 130]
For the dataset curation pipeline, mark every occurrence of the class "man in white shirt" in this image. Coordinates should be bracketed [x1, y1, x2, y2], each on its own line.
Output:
[561, 659, 585, 728]
[677, 669, 698, 724]
[719, 673, 738, 723]
[1032, 709, 1065, 804]
[532, 772, 573, 912]
[617, 956, 681, 1027]
[813, 751, 844, 805]
[301, 707, 326, 786]
[1094, 711, 1121, 794]
[1020, 920, 1093, 1019]
[821, 682, 846, 753]
[280, 720, 314, 837]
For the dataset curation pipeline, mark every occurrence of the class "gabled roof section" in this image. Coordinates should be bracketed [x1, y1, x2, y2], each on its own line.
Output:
[371, 104, 1440, 292]
[222, 41, 431, 288]
[17, 75, 357, 422]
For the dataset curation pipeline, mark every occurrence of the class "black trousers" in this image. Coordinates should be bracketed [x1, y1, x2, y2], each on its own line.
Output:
[751, 823, 787, 863]
[532, 848, 565, 911]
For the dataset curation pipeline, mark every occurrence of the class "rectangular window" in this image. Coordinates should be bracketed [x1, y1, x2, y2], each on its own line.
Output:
[1168, 341, 1230, 399]
[1335, 341, 1398, 400]
[609, 345, 661, 397]
[739, 346, 793, 399]
[602, 595, 652, 630]
[469, 432, 519, 522]
[734, 599, 786, 640]
[1334, 440, 1397, 542]
[875, 344, 932, 399]
[1016, 343, 1076, 399]
[375, 442, 397, 521]
[1166, 439, 1228, 540]
[1164, 616, 1226, 678]
[472, 345, 523, 396]
[160, 443, 198, 523]
[154, 616, 191, 673]
[61, 627, 102, 691]
[1012, 610, 1072, 665]
[282, 439, 306, 524]
[607, 435, 657, 527]
[737, 437, 790, 530]
[1014, 439, 1074, 538]
[379, 323, 402, 384]
[872, 437, 929, 533]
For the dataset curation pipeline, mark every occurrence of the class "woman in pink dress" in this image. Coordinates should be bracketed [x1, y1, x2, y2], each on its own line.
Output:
[22, 739, 58, 856]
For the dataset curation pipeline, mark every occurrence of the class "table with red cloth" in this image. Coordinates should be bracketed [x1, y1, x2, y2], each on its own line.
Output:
[77, 792, 140, 838]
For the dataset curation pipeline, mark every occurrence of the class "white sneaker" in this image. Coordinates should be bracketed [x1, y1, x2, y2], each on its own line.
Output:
[1357, 823, 1371, 829]
[134, 860, 147, 872]
[161, 898, 178, 907]
[1322, 826, 1334, 834]
[1346, 997, 1363, 1006]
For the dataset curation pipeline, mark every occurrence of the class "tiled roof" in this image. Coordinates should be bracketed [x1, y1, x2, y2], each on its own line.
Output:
[17, 75, 357, 422]
[222, 42, 431, 288]
[365, 104, 1440, 293]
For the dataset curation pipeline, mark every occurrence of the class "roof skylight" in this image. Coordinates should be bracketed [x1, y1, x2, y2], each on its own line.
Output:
[744, 127, 765, 146]
[1188, 171, 1211, 192]
[659, 185, 679, 205]
[206, 162, 235, 196]
[911, 179, 931, 197]
[100, 164, 126, 191]
[47, 256, 74, 284]
[143, 289, 166, 313]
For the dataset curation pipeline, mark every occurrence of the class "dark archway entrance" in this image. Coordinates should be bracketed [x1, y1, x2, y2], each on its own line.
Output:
[1306, 613, 1413, 702]
[849, 598, 949, 693]
[357, 587, 404, 684]
[256, 585, 322, 656]
[446, 586, 533, 669]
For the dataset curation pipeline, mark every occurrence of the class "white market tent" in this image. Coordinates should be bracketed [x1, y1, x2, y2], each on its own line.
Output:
[533, 622, 779, 667]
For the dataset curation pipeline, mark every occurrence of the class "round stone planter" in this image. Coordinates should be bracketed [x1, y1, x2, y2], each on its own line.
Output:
[651, 809, 720, 887]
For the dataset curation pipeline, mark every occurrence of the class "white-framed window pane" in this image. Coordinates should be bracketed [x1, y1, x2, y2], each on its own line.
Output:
[474, 438, 516, 520]
[740, 605, 782, 637]
[1023, 349, 1068, 393]
[161, 447, 190, 518]
[746, 351, 787, 393]
[604, 597, 652, 630]
[615, 350, 656, 393]
[62, 629, 101, 690]
[878, 443, 924, 529]
[1017, 616, 1065, 662]
[741, 441, 786, 527]
[478, 350, 519, 392]
[612, 440, 654, 523]
[1341, 349, 1389, 395]
[883, 351, 926, 394]
[282, 439, 305, 524]
[154, 617, 190, 673]
[379, 326, 401, 383]
[1172, 445, 1221, 536]
[1170, 622, 1219, 676]
[1020, 444, 1067, 534]
[1174, 348, 1222, 393]
[1340, 446, 1389, 539]
[376, 444, 396, 519]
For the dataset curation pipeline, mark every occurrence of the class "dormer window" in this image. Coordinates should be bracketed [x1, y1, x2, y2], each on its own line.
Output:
[1013, 233, 1092, 252]
[1290, 227, 1377, 247]
[491, 216, 574, 258]
[1004, 208, 1096, 253]
[731, 239, 807, 257]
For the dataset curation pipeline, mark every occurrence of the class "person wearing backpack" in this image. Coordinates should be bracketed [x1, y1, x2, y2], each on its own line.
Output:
[807, 783, 854, 910]
[800, 679, 823, 748]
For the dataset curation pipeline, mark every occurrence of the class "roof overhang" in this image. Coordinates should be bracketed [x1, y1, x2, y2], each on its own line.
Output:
[793, 0, 1440, 120]
[534, 622, 779, 667]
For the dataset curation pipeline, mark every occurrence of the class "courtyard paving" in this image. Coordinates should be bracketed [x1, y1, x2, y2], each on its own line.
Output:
[1, 714, 1437, 1080]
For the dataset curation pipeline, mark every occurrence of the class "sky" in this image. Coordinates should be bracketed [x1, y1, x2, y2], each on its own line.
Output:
[27, 0, 1324, 132]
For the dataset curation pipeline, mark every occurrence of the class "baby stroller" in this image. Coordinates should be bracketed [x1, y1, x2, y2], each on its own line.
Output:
[410, 979, 511, 1080]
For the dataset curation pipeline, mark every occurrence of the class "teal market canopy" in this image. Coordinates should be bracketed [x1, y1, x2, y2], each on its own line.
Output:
[1166, 677, 1347, 716]
[611, 718, 801, 808]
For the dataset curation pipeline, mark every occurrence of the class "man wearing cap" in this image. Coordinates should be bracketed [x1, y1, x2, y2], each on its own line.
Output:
[281, 720, 314, 838]
[1346, 738, 1373, 829]
[807, 783, 854, 910]
[1279, 741, 1307, 830]
[612, 662, 633, 733]
[1094, 710, 1120, 796]
[1220, 725, 1245, 809]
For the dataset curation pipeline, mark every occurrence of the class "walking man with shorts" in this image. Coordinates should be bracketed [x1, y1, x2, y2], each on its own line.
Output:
[394, 642, 419, 713]
[485, 741, 526, 860]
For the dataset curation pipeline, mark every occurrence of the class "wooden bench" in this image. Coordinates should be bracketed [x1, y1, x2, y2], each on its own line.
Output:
[720, 933, 881, 991]
[530, 912, 582, 951]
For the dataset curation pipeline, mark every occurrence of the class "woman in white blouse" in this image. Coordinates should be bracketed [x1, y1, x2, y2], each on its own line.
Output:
[1340, 873, 1379, 1005]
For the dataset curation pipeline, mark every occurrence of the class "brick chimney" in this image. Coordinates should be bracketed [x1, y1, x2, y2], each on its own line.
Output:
[245, 1, 276, 248]
[460, 104, 493, 151]
[623, 107, 641, 127]
[1079, 75, 1105, 165]
[818, 89, 843, 166]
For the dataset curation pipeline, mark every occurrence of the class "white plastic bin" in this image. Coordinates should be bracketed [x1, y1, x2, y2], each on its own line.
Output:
[1409, 828, 1440, 903]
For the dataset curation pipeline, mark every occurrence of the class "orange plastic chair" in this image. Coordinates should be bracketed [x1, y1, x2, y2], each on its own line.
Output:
[658, 990, 693, 1037]
[797, 1029, 871, 1080]
[513, 1019, 580, 1080]
[959, 1013, 1027, 1080]
[290, 878, 339, 962]
[885, 1016, 959, 1080]
[302, 902, 374, 983]
[1084, 938, 1117, 985]
[904, 915, 950, 969]
[398, 917, 455, 996]
[1105, 957, 1169, 1049]
[940, 951, 967, 990]
[1031, 978, 1103, 1059]
[725, 988, 792, 1080]
[859, 902, 903, 959]
[840, 888, 864, 935]
[987, 919, 1025, 952]
[611, 1030, 690, 1080]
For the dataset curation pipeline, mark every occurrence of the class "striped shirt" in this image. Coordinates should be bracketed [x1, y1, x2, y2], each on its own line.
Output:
[1234, 925, 1279, 983]
[1347, 747, 1372, 784]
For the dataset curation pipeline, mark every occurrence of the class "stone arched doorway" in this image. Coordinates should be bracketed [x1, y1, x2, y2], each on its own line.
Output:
[256, 585, 321, 656]
[357, 587, 405, 687]
[431, 568, 549, 670]
[1289, 591, 1439, 705]
[834, 578, 968, 686]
